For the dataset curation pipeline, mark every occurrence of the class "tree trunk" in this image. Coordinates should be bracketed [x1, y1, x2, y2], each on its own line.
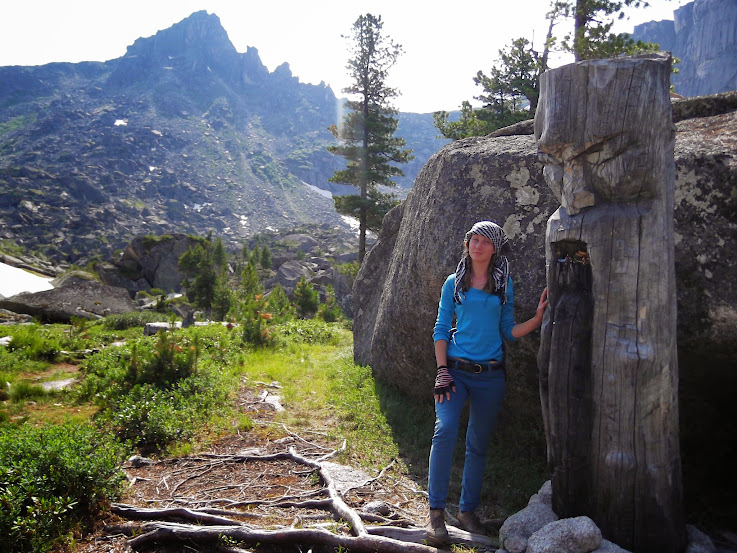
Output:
[358, 93, 370, 264]
[535, 54, 685, 553]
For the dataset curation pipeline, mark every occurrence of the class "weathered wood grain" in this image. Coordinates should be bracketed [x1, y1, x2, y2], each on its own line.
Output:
[536, 54, 686, 553]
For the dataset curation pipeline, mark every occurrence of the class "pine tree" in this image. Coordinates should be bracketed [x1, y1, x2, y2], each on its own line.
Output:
[178, 239, 218, 312]
[317, 284, 343, 322]
[213, 237, 227, 273]
[249, 245, 260, 267]
[211, 272, 233, 321]
[260, 247, 272, 270]
[434, 0, 660, 140]
[328, 13, 413, 263]
[293, 276, 320, 319]
[555, 0, 661, 61]
[265, 283, 294, 322]
[240, 263, 261, 299]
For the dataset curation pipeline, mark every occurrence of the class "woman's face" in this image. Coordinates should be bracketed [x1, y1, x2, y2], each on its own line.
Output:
[467, 233, 496, 264]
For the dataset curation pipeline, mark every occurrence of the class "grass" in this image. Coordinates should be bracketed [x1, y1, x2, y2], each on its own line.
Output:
[1, 317, 546, 509]
[1, 316, 549, 552]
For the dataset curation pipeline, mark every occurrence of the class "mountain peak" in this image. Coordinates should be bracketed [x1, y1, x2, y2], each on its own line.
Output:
[123, 11, 237, 62]
[108, 11, 241, 87]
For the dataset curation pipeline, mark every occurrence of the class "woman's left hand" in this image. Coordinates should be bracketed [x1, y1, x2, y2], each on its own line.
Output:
[511, 287, 549, 338]
[535, 288, 548, 323]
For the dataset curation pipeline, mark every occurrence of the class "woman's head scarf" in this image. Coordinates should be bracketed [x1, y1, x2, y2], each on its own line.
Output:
[453, 221, 510, 304]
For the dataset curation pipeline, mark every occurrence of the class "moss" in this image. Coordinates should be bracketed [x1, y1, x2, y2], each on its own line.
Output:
[140, 234, 174, 251]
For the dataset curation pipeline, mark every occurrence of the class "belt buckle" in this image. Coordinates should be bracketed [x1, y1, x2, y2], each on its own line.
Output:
[473, 363, 484, 373]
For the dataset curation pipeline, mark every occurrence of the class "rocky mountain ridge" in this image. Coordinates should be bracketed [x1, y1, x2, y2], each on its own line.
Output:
[0, 11, 447, 267]
[632, 0, 737, 96]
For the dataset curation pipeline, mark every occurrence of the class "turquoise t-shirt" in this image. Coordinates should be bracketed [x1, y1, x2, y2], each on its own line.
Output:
[433, 273, 516, 362]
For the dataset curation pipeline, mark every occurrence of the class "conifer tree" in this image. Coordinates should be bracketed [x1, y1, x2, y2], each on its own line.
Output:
[211, 272, 233, 321]
[260, 246, 272, 270]
[240, 263, 261, 299]
[178, 238, 217, 312]
[556, 0, 660, 61]
[293, 276, 320, 319]
[213, 237, 227, 273]
[178, 235, 233, 316]
[328, 13, 413, 263]
[434, 0, 660, 140]
[265, 283, 294, 322]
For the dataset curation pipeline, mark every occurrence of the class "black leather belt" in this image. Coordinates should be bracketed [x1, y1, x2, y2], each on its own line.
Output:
[449, 358, 504, 373]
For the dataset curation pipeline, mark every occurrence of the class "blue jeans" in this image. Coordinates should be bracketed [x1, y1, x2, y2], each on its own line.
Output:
[428, 368, 506, 512]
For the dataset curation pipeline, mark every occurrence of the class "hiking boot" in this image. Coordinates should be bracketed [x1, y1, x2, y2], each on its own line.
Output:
[425, 509, 450, 545]
[457, 510, 486, 535]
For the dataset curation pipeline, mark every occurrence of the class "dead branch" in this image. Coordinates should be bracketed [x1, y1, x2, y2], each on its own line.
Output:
[111, 504, 242, 527]
[253, 380, 281, 389]
[284, 446, 365, 535]
[169, 464, 216, 495]
[126, 521, 448, 553]
[260, 420, 334, 450]
[341, 458, 396, 497]
[316, 439, 345, 462]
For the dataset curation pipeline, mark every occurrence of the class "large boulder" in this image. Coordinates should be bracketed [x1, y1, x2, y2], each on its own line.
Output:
[354, 98, 737, 396]
[278, 233, 320, 252]
[353, 95, 737, 525]
[353, 202, 405, 364]
[0, 271, 135, 322]
[98, 234, 197, 294]
[355, 134, 553, 396]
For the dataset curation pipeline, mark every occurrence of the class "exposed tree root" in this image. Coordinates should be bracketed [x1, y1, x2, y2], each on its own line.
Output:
[113, 443, 497, 552]
[122, 521, 445, 553]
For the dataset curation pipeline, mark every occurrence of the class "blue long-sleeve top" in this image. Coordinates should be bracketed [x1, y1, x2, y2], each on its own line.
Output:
[433, 274, 517, 362]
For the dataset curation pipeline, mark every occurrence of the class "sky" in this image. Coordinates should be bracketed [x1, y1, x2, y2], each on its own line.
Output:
[0, 0, 689, 114]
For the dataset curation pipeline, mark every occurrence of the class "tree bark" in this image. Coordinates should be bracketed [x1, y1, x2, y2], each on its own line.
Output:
[535, 54, 685, 553]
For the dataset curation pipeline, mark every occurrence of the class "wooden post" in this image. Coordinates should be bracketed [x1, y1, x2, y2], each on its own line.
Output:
[535, 55, 686, 553]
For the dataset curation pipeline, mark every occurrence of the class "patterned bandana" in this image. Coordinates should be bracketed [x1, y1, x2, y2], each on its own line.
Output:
[453, 221, 510, 304]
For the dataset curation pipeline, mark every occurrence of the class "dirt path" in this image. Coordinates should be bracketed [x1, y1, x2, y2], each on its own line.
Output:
[68, 381, 450, 553]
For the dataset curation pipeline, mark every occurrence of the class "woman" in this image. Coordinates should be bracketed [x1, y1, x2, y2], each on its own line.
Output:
[426, 220, 547, 544]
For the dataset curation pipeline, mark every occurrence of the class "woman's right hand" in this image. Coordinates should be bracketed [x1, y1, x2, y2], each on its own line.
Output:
[434, 366, 456, 403]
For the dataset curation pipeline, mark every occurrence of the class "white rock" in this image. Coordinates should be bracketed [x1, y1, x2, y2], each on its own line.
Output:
[527, 516, 602, 553]
[499, 502, 558, 553]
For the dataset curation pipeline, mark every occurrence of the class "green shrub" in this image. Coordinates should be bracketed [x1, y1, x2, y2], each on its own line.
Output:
[102, 311, 169, 330]
[0, 423, 128, 553]
[99, 370, 230, 452]
[78, 327, 233, 453]
[275, 319, 339, 345]
[293, 276, 319, 319]
[336, 260, 360, 282]
[140, 234, 173, 250]
[239, 294, 276, 347]
[0, 373, 10, 401]
[317, 284, 343, 323]
[9, 381, 46, 402]
[0, 348, 29, 372]
[127, 331, 198, 387]
[4, 324, 60, 361]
